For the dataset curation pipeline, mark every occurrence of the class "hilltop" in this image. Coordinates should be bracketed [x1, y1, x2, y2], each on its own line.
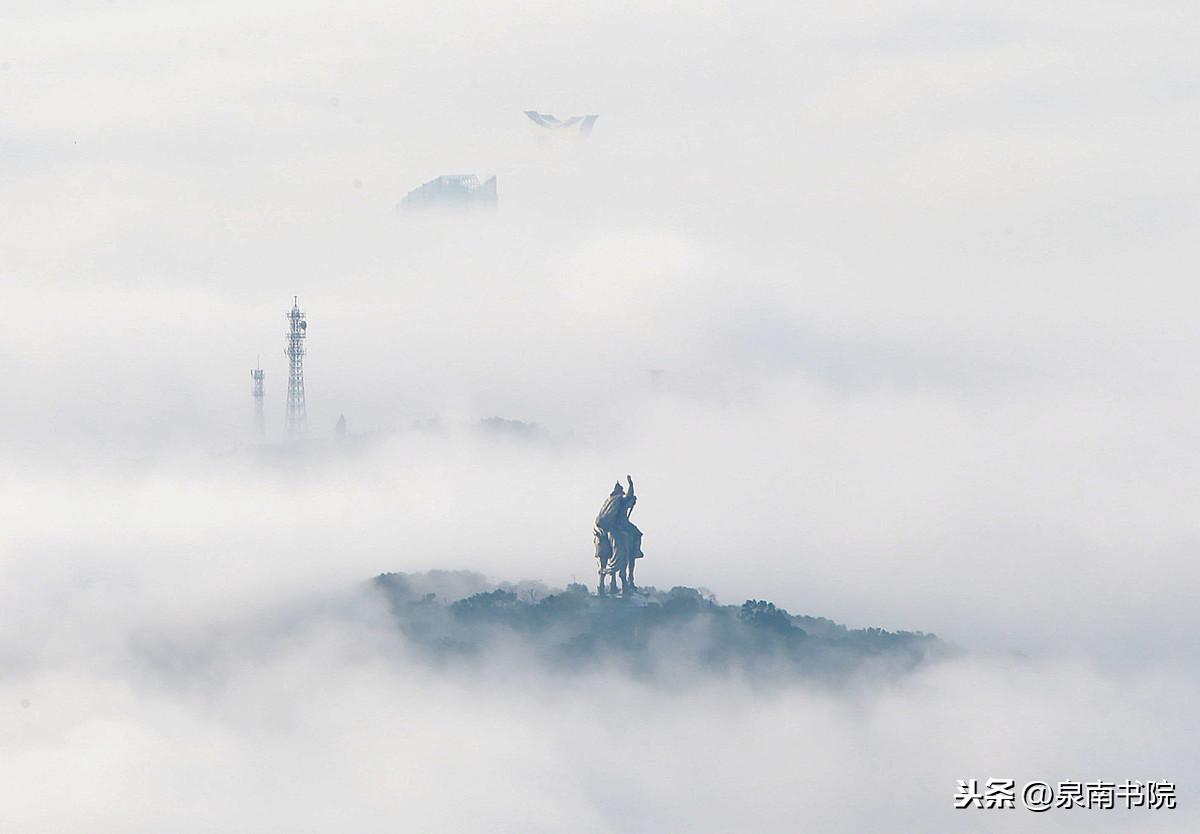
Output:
[371, 571, 950, 682]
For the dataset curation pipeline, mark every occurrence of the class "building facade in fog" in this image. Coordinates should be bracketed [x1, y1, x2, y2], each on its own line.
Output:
[524, 110, 598, 139]
[400, 175, 497, 211]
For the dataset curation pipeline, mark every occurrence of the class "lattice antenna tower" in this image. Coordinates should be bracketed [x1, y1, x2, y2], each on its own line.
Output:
[285, 297, 308, 439]
[250, 357, 265, 442]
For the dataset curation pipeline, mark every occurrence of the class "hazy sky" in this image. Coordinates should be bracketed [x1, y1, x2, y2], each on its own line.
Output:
[2, 1, 1198, 831]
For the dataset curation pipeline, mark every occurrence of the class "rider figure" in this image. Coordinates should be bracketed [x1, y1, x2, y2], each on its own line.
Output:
[594, 475, 643, 594]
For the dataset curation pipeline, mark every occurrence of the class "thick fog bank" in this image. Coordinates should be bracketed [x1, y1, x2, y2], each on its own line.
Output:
[0, 582, 1193, 833]
[4, 0, 1199, 829]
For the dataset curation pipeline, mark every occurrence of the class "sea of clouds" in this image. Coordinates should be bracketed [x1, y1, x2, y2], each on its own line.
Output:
[2, 0, 1198, 830]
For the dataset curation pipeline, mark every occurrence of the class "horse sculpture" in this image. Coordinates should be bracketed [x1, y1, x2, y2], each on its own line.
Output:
[593, 475, 644, 595]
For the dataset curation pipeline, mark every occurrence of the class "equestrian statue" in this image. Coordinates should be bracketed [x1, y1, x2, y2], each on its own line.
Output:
[593, 475, 644, 595]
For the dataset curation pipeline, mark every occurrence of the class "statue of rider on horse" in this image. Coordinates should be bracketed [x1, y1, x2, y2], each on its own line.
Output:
[593, 475, 644, 595]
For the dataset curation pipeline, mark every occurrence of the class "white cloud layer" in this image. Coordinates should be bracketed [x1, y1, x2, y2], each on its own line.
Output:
[2, 0, 1198, 829]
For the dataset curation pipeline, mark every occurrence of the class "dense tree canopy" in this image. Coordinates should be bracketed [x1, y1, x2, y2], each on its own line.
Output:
[372, 572, 949, 682]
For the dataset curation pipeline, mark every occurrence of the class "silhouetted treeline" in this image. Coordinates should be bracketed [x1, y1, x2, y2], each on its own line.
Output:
[371, 571, 950, 682]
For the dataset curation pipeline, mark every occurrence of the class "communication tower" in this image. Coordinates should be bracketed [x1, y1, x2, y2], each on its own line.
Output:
[250, 360, 265, 441]
[285, 297, 308, 439]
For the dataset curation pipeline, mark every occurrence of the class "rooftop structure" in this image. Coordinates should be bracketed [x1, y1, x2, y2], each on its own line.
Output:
[524, 111, 599, 138]
[400, 174, 498, 211]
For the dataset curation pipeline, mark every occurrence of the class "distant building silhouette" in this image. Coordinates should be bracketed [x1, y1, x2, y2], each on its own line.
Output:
[524, 111, 599, 138]
[400, 175, 497, 211]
